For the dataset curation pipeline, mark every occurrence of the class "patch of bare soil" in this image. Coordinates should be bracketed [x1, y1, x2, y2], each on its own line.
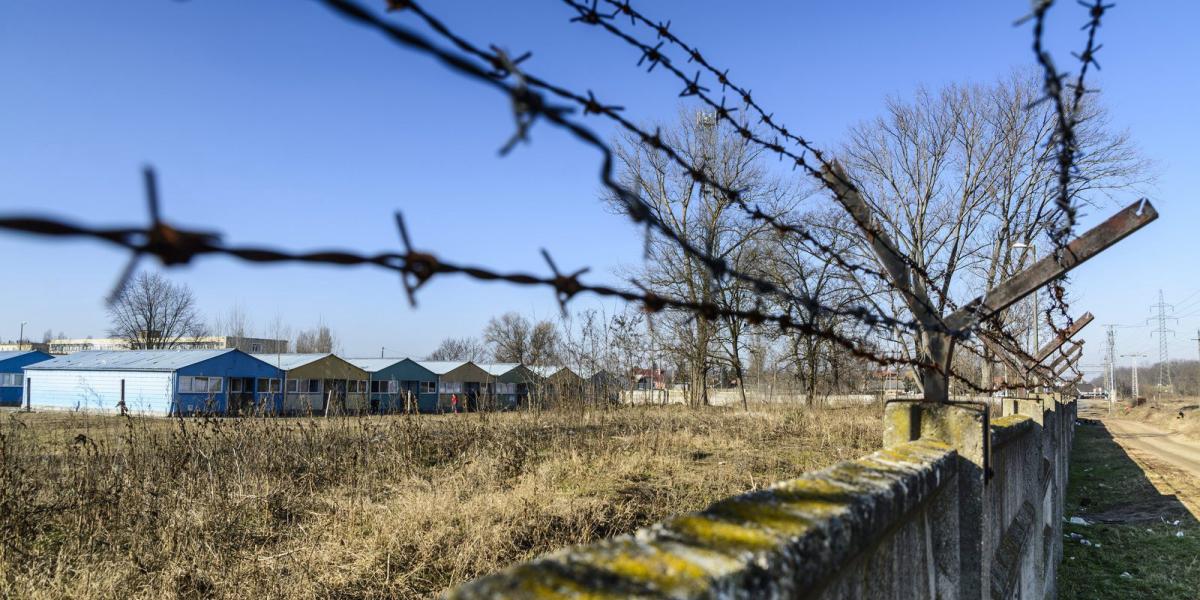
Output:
[1104, 418, 1200, 520]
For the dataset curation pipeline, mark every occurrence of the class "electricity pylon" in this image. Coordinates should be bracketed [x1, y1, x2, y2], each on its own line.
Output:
[1122, 353, 1147, 400]
[1148, 290, 1177, 392]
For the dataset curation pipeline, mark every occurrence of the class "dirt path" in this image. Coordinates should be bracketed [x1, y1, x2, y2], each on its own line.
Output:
[1101, 416, 1200, 519]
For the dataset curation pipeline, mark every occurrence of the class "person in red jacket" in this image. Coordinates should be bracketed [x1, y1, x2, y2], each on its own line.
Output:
[450, 393, 459, 414]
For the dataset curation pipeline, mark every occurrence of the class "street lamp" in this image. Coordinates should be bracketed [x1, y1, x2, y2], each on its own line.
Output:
[1011, 243, 1038, 355]
[18, 321, 27, 351]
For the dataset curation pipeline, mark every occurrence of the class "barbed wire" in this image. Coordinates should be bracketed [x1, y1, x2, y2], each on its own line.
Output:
[323, 0, 986, 343]
[383, 0, 932, 316]
[367, 0, 1070, 387]
[377, 0, 981, 355]
[1022, 0, 1111, 353]
[557, 0, 959, 311]
[553, 0, 1088, 382]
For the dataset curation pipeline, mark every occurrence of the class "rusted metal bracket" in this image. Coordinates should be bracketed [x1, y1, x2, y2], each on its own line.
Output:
[980, 333, 1053, 390]
[947, 200, 1158, 332]
[1029, 312, 1094, 369]
[824, 158, 1156, 404]
[823, 163, 952, 402]
[1049, 343, 1084, 378]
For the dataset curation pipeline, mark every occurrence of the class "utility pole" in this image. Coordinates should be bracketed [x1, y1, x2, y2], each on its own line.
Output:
[18, 321, 27, 351]
[1122, 353, 1147, 401]
[1148, 289, 1177, 393]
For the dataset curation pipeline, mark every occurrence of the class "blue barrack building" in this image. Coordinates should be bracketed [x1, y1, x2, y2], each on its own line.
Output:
[23, 349, 284, 416]
[0, 350, 53, 407]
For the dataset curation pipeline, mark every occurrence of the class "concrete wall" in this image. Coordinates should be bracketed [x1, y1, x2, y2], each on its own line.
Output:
[450, 394, 1078, 599]
[622, 389, 883, 407]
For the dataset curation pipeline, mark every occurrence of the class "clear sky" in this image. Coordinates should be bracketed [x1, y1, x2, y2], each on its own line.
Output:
[2, 1, 1197, 369]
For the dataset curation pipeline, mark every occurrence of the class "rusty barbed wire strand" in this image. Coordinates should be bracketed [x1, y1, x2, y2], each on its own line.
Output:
[379, 0, 973, 345]
[387, 1, 905, 293]
[1023, 0, 1111, 355]
[554, 0, 1073, 378]
[387, 0, 1065, 385]
[321, 0, 977, 341]
[559, 0, 961, 311]
[567, 0, 1102, 376]
[584, 0, 1092, 391]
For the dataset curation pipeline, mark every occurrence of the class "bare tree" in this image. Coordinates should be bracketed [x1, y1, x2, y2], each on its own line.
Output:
[611, 109, 790, 406]
[264, 315, 291, 355]
[41, 329, 52, 344]
[765, 207, 875, 404]
[107, 272, 206, 349]
[212, 303, 257, 351]
[528, 320, 561, 366]
[294, 321, 336, 353]
[483, 312, 560, 364]
[426, 337, 488, 362]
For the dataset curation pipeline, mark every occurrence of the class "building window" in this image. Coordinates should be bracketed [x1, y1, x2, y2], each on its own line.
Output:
[286, 379, 298, 393]
[305, 379, 321, 394]
[179, 376, 223, 393]
[370, 380, 398, 394]
[497, 382, 516, 395]
[438, 381, 461, 394]
[257, 378, 281, 393]
[250, 343, 262, 353]
[230, 379, 243, 393]
[420, 381, 436, 394]
[0, 373, 22, 387]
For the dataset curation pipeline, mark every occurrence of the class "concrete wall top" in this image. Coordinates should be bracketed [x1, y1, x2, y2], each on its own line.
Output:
[990, 414, 1034, 449]
[449, 439, 955, 599]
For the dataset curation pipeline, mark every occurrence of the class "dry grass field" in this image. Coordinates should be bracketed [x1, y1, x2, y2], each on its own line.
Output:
[0, 404, 881, 598]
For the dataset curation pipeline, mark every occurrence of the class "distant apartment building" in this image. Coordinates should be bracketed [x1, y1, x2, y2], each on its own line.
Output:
[49, 336, 288, 355]
[0, 341, 51, 353]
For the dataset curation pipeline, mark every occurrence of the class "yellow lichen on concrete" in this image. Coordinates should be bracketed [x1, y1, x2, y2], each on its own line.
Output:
[667, 514, 780, 552]
[571, 540, 731, 594]
[874, 439, 951, 464]
[991, 414, 1031, 429]
[448, 563, 638, 599]
[885, 404, 918, 441]
[707, 498, 815, 537]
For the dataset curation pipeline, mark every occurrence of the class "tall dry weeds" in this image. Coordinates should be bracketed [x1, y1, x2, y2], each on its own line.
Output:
[0, 404, 881, 598]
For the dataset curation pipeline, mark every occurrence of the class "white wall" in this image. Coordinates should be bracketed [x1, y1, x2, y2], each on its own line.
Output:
[25, 369, 174, 415]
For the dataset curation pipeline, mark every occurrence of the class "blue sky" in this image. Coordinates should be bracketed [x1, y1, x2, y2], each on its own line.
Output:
[1, 1, 1197, 369]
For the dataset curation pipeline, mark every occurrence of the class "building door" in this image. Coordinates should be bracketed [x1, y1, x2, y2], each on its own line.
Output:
[228, 377, 255, 416]
[326, 379, 347, 415]
[465, 382, 480, 412]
